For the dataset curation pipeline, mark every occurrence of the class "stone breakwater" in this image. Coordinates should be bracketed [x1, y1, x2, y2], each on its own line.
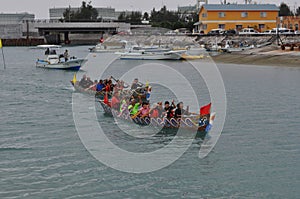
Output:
[103, 35, 199, 47]
[103, 34, 300, 48]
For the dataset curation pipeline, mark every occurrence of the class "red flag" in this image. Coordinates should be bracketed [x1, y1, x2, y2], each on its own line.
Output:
[200, 103, 211, 116]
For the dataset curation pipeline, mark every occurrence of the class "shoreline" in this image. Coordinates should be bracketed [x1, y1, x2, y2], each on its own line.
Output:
[211, 46, 300, 67]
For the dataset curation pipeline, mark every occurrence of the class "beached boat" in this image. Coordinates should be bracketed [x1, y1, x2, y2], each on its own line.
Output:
[221, 45, 254, 53]
[181, 54, 205, 60]
[30, 44, 62, 49]
[116, 50, 186, 60]
[89, 43, 125, 53]
[98, 100, 215, 134]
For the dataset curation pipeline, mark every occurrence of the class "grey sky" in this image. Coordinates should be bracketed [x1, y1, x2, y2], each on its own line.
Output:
[0, 0, 298, 19]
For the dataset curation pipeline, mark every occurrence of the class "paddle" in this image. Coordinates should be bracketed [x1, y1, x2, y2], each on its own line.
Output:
[131, 111, 140, 119]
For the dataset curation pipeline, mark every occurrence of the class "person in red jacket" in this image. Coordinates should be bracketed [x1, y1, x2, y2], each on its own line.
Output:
[111, 92, 120, 110]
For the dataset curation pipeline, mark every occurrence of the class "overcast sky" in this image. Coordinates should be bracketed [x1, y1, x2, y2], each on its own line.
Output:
[0, 0, 298, 19]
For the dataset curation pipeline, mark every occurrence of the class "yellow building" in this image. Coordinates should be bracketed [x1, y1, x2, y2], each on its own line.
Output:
[195, 4, 279, 34]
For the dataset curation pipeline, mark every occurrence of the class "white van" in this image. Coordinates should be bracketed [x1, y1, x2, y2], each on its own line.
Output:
[271, 28, 295, 35]
[207, 29, 225, 35]
[239, 28, 259, 35]
[262, 30, 273, 35]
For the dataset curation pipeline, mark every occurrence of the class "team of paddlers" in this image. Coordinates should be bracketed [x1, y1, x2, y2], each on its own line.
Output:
[72, 74, 213, 131]
[77, 75, 199, 121]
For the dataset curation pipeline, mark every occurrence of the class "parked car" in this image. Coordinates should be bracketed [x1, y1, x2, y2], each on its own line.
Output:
[207, 29, 224, 36]
[164, 30, 177, 36]
[281, 29, 295, 35]
[295, 30, 300, 35]
[271, 28, 295, 35]
[262, 30, 273, 35]
[222, 29, 237, 36]
[239, 28, 260, 35]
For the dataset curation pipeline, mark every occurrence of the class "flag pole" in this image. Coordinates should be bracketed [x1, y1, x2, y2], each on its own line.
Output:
[1, 48, 6, 70]
[0, 38, 5, 69]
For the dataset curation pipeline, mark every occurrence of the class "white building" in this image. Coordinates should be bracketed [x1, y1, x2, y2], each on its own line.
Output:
[49, 7, 118, 21]
[0, 13, 35, 39]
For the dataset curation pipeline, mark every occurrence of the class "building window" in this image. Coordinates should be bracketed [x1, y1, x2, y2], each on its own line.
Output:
[236, 25, 243, 30]
[295, 24, 299, 30]
[202, 13, 207, 18]
[259, 24, 265, 30]
[241, 12, 248, 18]
[289, 24, 293, 29]
[218, 24, 225, 29]
[260, 12, 267, 18]
[202, 24, 207, 30]
[218, 12, 225, 18]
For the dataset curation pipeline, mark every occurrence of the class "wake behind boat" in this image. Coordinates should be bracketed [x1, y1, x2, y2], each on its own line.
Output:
[36, 48, 87, 70]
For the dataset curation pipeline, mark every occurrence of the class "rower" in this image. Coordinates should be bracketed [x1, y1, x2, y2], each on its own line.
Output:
[174, 102, 190, 120]
[96, 80, 105, 92]
[131, 78, 143, 90]
[138, 102, 150, 118]
[164, 100, 176, 119]
[128, 96, 142, 116]
[111, 92, 120, 110]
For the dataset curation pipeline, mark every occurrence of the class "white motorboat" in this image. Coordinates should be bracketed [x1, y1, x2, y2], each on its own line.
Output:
[116, 50, 186, 60]
[89, 43, 125, 53]
[33, 44, 62, 49]
[36, 52, 87, 70]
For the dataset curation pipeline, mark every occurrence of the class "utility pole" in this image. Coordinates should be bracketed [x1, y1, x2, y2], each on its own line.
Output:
[26, 20, 29, 46]
[69, 5, 71, 22]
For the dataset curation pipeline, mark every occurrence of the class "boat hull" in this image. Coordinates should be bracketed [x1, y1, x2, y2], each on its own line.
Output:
[36, 59, 87, 71]
[117, 50, 186, 60]
[98, 100, 210, 134]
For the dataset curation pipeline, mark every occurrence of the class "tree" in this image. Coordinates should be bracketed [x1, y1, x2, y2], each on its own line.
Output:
[117, 11, 142, 24]
[279, 3, 293, 16]
[143, 12, 149, 20]
[62, 1, 98, 22]
[150, 6, 196, 30]
[118, 12, 126, 21]
[295, 7, 300, 16]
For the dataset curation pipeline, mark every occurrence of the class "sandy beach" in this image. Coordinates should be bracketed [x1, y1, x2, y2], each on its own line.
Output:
[211, 46, 300, 67]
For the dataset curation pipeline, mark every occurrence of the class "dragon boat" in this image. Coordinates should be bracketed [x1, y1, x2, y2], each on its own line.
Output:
[98, 100, 215, 136]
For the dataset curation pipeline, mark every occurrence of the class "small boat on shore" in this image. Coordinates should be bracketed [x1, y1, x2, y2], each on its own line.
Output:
[89, 43, 125, 53]
[116, 50, 186, 60]
[30, 44, 62, 49]
[181, 54, 204, 60]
